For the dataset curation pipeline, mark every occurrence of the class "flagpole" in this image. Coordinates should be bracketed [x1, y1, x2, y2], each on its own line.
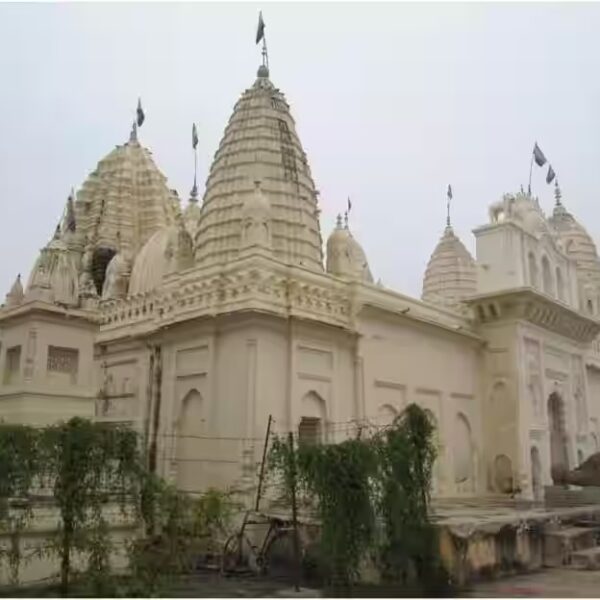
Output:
[262, 34, 269, 70]
[528, 150, 534, 197]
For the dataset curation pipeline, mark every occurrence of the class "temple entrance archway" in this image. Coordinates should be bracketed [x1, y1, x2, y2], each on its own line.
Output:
[548, 392, 569, 483]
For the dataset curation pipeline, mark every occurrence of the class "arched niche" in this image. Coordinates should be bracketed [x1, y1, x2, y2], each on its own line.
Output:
[541, 255, 553, 296]
[454, 412, 475, 492]
[528, 252, 539, 289]
[548, 391, 569, 482]
[378, 403, 398, 427]
[530, 446, 543, 502]
[298, 391, 326, 447]
[175, 389, 205, 492]
[556, 267, 565, 302]
[493, 454, 514, 494]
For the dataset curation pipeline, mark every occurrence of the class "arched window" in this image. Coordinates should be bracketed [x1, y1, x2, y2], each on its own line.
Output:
[542, 255, 553, 296]
[556, 267, 565, 302]
[377, 404, 398, 427]
[528, 252, 539, 289]
[588, 299, 594, 315]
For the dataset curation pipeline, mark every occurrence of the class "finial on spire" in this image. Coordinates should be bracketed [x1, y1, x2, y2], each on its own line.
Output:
[129, 121, 138, 143]
[255, 11, 269, 76]
[190, 122, 199, 203]
[336, 214, 343, 229]
[554, 179, 562, 206]
[446, 184, 453, 227]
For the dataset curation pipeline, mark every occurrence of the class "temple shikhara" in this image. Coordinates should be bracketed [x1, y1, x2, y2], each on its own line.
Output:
[3, 54, 600, 511]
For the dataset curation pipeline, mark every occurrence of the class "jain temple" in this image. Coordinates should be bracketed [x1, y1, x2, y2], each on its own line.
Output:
[2, 58, 600, 507]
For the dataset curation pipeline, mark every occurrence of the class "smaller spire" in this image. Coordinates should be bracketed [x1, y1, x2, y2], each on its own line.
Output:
[554, 179, 562, 206]
[336, 213, 343, 229]
[53, 223, 61, 240]
[344, 211, 349, 230]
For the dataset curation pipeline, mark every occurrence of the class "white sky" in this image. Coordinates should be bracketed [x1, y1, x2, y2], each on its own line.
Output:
[2, 2, 600, 300]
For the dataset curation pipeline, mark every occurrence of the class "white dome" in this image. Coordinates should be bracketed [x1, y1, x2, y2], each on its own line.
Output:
[128, 224, 193, 296]
[326, 217, 373, 283]
[422, 226, 476, 310]
[549, 199, 599, 272]
[27, 230, 79, 306]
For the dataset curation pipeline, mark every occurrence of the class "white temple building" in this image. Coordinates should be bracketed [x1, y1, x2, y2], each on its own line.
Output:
[2, 58, 600, 504]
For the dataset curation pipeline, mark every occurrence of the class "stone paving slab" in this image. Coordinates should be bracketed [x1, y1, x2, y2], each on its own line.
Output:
[465, 567, 600, 598]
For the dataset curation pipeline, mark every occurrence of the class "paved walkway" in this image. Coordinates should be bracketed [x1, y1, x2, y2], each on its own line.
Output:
[465, 568, 600, 598]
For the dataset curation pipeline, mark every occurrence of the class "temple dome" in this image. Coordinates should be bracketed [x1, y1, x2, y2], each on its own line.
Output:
[75, 125, 179, 260]
[128, 224, 193, 296]
[195, 66, 323, 270]
[26, 228, 79, 306]
[548, 186, 599, 272]
[422, 225, 476, 310]
[326, 215, 373, 283]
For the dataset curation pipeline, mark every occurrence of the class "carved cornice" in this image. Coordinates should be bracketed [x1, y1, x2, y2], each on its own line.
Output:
[467, 287, 600, 343]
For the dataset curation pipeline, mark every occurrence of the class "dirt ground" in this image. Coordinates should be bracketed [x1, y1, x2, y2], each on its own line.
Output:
[464, 568, 600, 598]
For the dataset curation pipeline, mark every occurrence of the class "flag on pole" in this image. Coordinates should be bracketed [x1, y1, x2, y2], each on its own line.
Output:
[256, 11, 265, 44]
[533, 142, 547, 167]
[347, 197, 352, 213]
[192, 123, 198, 149]
[136, 98, 145, 127]
[447, 184, 453, 200]
[546, 164, 556, 184]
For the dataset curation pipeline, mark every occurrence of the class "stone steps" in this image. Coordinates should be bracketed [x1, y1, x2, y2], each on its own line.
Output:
[542, 526, 600, 567]
[571, 546, 600, 570]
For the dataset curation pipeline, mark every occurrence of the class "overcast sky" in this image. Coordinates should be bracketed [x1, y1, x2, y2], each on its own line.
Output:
[2, 2, 600, 300]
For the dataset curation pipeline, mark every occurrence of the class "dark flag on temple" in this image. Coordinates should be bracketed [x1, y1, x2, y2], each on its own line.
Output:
[546, 164, 556, 184]
[136, 99, 145, 127]
[533, 142, 547, 167]
[192, 123, 198, 149]
[347, 197, 352, 213]
[447, 184, 453, 200]
[256, 11, 265, 44]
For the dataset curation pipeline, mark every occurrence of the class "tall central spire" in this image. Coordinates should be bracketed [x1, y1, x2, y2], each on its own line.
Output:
[195, 61, 324, 270]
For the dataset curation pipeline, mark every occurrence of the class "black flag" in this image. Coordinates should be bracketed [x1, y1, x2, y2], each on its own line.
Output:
[533, 142, 547, 167]
[546, 164, 556, 184]
[447, 184, 453, 200]
[136, 98, 145, 127]
[347, 196, 352, 213]
[192, 123, 198, 149]
[256, 11, 265, 44]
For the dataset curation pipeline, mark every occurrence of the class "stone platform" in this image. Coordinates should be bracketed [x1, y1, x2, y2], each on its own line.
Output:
[432, 495, 600, 585]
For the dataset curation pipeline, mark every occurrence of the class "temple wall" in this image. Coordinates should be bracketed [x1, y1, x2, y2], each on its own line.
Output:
[0, 315, 95, 425]
[357, 309, 484, 497]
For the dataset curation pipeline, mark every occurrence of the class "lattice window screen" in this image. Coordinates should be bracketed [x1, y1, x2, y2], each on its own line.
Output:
[47, 346, 79, 384]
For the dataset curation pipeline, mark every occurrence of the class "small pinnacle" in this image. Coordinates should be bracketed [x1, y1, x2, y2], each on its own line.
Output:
[129, 121, 138, 143]
[554, 180, 562, 206]
[344, 212, 349, 229]
[336, 214, 343, 229]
